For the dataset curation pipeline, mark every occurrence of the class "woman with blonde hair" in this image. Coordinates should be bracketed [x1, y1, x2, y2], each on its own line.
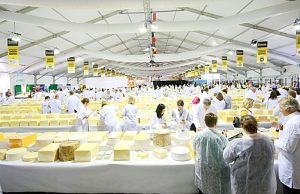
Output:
[240, 98, 254, 117]
[121, 96, 138, 131]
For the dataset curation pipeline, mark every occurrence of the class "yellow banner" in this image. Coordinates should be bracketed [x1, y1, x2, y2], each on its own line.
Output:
[93, 65, 98, 76]
[106, 69, 111, 77]
[194, 67, 199, 76]
[204, 65, 210, 74]
[100, 68, 105, 77]
[7, 39, 19, 66]
[236, 50, 244, 67]
[297, 30, 300, 55]
[199, 67, 204, 74]
[257, 41, 268, 63]
[67, 57, 75, 74]
[83, 62, 89, 76]
[112, 70, 116, 77]
[45, 50, 54, 69]
[222, 56, 228, 71]
[211, 60, 218, 73]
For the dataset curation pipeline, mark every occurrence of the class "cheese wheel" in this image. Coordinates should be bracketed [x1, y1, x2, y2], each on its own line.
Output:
[170, 146, 191, 161]
[153, 129, 171, 147]
[22, 152, 38, 162]
[59, 141, 80, 161]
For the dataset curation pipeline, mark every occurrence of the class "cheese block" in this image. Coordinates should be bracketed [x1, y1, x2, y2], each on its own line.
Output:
[107, 132, 122, 145]
[133, 133, 151, 151]
[153, 129, 171, 147]
[0, 133, 4, 140]
[69, 119, 77, 125]
[114, 141, 131, 161]
[40, 120, 49, 126]
[6, 148, 27, 161]
[54, 136, 69, 143]
[122, 131, 138, 141]
[170, 146, 191, 161]
[75, 143, 99, 162]
[137, 151, 149, 159]
[0, 149, 6, 160]
[22, 152, 38, 162]
[59, 119, 69, 126]
[49, 120, 59, 126]
[35, 135, 54, 147]
[9, 120, 19, 127]
[69, 135, 88, 145]
[19, 120, 29, 126]
[9, 134, 37, 148]
[59, 141, 80, 161]
[38, 143, 60, 162]
[153, 148, 168, 159]
[29, 120, 39, 126]
[88, 135, 103, 143]
[0, 121, 9, 127]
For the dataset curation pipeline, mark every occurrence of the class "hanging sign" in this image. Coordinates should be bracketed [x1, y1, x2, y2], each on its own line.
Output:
[194, 67, 199, 76]
[45, 50, 54, 69]
[236, 50, 244, 67]
[67, 57, 75, 73]
[7, 39, 19, 66]
[204, 65, 210, 74]
[93, 64, 98, 76]
[211, 60, 218, 73]
[222, 56, 228, 71]
[100, 67, 105, 77]
[83, 61, 89, 76]
[257, 41, 268, 63]
[297, 30, 300, 55]
[106, 69, 111, 77]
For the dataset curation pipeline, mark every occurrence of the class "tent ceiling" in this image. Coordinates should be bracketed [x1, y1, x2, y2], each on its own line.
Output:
[0, 0, 298, 79]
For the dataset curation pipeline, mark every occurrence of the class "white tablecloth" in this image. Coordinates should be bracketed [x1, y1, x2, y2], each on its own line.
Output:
[0, 152, 198, 194]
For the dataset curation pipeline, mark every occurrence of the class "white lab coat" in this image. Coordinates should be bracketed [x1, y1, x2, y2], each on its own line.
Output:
[170, 108, 192, 129]
[212, 98, 226, 110]
[100, 104, 120, 132]
[199, 92, 210, 102]
[150, 112, 165, 130]
[263, 98, 278, 109]
[122, 104, 138, 131]
[77, 104, 92, 132]
[0, 96, 5, 104]
[49, 99, 62, 113]
[191, 104, 201, 128]
[42, 100, 51, 114]
[274, 112, 300, 189]
[5, 96, 15, 104]
[244, 90, 260, 102]
[195, 104, 218, 129]
[67, 95, 81, 113]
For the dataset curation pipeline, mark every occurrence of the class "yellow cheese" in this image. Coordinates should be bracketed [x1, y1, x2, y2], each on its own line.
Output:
[59, 141, 80, 161]
[114, 141, 130, 161]
[38, 143, 60, 162]
[40, 120, 49, 126]
[88, 136, 103, 143]
[9, 134, 37, 148]
[22, 152, 38, 162]
[137, 151, 149, 159]
[0, 121, 9, 127]
[59, 119, 69, 126]
[153, 129, 171, 147]
[0, 133, 4, 140]
[29, 120, 39, 126]
[19, 120, 29, 126]
[0, 149, 6, 160]
[75, 143, 99, 162]
[49, 120, 59, 126]
[68, 119, 77, 125]
[122, 131, 138, 141]
[6, 148, 27, 161]
[153, 148, 168, 159]
[9, 120, 19, 127]
[36, 135, 55, 147]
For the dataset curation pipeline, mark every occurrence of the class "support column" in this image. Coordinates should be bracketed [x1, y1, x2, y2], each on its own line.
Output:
[77, 78, 79, 84]
[34, 75, 37, 84]
[53, 76, 55, 84]
[259, 69, 263, 84]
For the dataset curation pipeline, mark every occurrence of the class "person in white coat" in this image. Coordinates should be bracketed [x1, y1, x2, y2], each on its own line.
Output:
[67, 91, 81, 113]
[195, 98, 217, 130]
[212, 92, 226, 110]
[170, 100, 192, 129]
[263, 90, 278, 109]
[0, 93, 5, 104]
[77, 98, 93, 132]
[150, 103, 167, 130]
[100, 102, 120, 132]
[49, 94, 62, 114]
[223, 115, 276, 194]
[244, 87, 261, 102]
[121, 96, 138, 131]
[42, 96, 51, 114]
[274, 97, 300, 194]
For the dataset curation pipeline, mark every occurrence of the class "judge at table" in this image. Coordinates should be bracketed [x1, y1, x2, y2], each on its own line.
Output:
[150, 103, 167, 130]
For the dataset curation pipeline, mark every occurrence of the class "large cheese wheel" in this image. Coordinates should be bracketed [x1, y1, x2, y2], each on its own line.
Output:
[170, 146, 191, 161]
[153, 129, 171, 147]
[59, 141, 80, 161]
[22, 152, 38, 162]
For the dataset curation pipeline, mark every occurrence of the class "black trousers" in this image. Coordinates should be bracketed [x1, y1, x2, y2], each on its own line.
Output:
[283, 183, 300, 194]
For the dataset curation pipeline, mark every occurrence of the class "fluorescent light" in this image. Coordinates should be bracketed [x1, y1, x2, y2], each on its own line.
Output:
[227, 50, 234, 56]
[76, 57, 82, 62]
[151, 24, 158, 31]
[139, 26, 147, 33]
[54, 48, 60, 54]
[11, 35, 21, 42]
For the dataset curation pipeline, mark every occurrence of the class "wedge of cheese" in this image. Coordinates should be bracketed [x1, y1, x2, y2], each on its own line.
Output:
[0, 149, 6, 160]
[114, 141, 130, 161]
[49, 120, 59, 126]
[0, 133, 4, 140]
[59, 141, 80, 161]
[137, 151, 149, 159]
[74, 143, 99, 162]
[38, 143, 60, 162]
[9, 134, 37, 148]
[19, 120, 29, 126]
[153, 148, 168, 159]
[6, 148, 27, 161]
[22, 152, 38, 162]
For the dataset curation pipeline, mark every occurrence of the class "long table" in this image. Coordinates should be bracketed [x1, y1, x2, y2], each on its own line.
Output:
[0, 154, 282, 194]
